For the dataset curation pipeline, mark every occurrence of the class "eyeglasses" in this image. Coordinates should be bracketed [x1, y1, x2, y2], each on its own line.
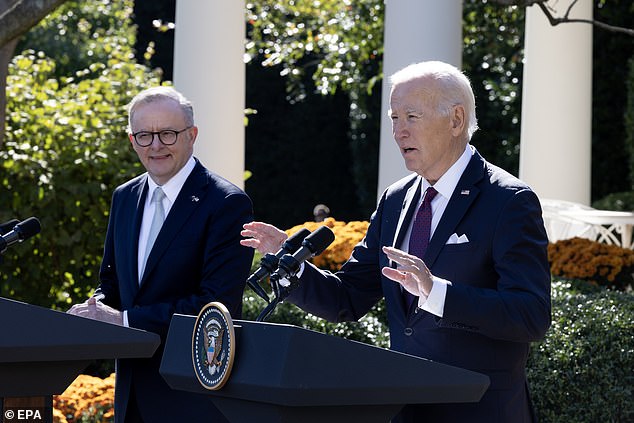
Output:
[131, 126, 192, 147]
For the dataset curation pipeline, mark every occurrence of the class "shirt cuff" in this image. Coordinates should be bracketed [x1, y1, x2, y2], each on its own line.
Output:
[122, 310, 130, 327]
[418, 276, 451, 317]
[279, 262, 305, 287]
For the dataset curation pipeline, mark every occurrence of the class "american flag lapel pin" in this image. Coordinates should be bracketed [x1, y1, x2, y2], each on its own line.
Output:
[460, 189, 470, 195]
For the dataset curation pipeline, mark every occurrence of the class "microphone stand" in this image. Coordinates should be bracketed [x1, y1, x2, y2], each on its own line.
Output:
[256, 273, 299, 322]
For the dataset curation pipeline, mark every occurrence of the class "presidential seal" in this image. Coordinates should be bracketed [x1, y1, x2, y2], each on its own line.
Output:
[192, 302, 235, 390]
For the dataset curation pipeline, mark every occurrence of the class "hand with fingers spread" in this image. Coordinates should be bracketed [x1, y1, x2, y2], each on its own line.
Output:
[381, 245, 434, 299]
[240, 221, 288, 255]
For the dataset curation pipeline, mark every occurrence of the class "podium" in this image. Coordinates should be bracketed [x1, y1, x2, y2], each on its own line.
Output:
[0, 297, 160, 421]
[160, 314, 490, 423]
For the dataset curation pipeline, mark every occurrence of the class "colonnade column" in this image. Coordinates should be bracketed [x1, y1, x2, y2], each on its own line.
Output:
[519, 1, 593, 204]
[377, 0, 463, 198]
[173, 0, 246, 188]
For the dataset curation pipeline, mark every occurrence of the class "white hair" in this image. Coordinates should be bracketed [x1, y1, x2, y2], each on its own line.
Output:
[127, 86, 194, 132]
[390, 61, 479, 140]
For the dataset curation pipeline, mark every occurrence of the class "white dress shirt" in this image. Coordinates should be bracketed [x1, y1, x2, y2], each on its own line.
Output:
[122, 155, 196, 327]
[137, 155, 196, 281]
[399, 145, 474, 317]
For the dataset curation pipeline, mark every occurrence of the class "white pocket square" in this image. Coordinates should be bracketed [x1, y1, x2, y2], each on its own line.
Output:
[446, 233, 469, 244]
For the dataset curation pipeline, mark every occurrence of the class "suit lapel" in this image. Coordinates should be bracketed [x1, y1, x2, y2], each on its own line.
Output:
[424, 152, 485, 269]
[392, 176, 422, 249]
[404, 153, 485, 324]
[139, 163, 208, 288]
[387, 176, 422, 315]
[127, 177, 148, 298]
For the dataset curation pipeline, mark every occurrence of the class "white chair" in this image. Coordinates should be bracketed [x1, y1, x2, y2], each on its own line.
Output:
[539, 198, 598, 243]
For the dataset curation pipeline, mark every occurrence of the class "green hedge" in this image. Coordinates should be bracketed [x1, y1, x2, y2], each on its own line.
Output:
[528, 280, 633, 422]
[0, 0, 160, 309]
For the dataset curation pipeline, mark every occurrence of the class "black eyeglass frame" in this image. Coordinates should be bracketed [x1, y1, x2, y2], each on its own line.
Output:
[131, 126, 193, 147]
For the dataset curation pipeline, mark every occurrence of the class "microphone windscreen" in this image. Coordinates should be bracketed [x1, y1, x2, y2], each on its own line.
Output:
[15, 217, 41, 239]
[303, 226, 335, 256]
[283, 228, 311, 253]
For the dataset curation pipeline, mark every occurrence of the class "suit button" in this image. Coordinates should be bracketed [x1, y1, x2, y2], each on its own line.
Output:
[404, 327, 413, 336]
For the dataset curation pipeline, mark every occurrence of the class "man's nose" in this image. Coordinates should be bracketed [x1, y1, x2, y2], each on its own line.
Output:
[149, 134, 163, 148]
[393, 121, 408, 139]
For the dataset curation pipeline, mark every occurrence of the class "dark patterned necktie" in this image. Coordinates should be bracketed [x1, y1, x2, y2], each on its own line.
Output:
[404, 187, 438, 310]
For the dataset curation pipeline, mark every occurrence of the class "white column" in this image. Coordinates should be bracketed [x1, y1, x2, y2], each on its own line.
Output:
[519, 1, 593, 204]
[173, 0, 246, 188]
[377, 0, 463, 199]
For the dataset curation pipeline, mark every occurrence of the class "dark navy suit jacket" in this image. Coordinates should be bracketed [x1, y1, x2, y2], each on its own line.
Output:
[288, 149, 551, 423]
[95, 159, 254, 423]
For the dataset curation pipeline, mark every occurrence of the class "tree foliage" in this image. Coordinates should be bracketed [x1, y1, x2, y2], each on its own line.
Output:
[0, 0, 160, 308]
[245, 0, 526, 216]
[246, 0, 384, 99]
[463, 1, 525, 174]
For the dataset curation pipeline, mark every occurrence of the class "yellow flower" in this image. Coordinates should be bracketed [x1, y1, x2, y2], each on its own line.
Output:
[53, 373, 115, 422]
[286, 218, 369, 271]
[548, 237, 634, 289]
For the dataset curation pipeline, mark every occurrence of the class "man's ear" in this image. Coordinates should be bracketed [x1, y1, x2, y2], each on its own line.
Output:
[189, 126, 199, 143]
[128, 133, 134, 144]
[450, 105, 466, 136]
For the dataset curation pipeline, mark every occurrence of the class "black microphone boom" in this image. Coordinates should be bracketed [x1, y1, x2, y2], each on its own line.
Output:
[272, 225, 336, 281]
[0, 219, 20, 235]
[256, 226, 335, 322]
[246, 228, 312, 303]
[0, 217, 41, 254]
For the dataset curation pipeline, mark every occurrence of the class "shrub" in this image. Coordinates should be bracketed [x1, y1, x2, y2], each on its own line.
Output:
[548, 237, 634, 291]
[528, 280, 634, 423]
[592, 190, 634, 211]
[0, 0, 161, 309]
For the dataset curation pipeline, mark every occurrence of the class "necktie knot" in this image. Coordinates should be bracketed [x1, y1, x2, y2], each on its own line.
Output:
[424, 187, 438, 205]
[152, 187, 166, 205]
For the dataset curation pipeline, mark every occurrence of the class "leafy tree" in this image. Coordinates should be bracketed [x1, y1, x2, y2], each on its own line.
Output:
[245, 0, 526, 215]
[0, 0, 68, 147]
[463, 1, 525, 174]
[246, 0, 384, 217]
[0, 0, 160, 308]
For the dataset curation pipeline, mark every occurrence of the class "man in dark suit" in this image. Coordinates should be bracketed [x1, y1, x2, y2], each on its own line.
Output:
[69, 86, 253, 422]
[241, 61, 551, 422]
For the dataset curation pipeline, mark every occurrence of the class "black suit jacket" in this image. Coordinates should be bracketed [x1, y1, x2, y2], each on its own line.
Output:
[95, 159, 254, 423]
[288, 149, 551, 423]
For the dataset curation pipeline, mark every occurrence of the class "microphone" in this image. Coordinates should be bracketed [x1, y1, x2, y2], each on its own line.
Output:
[0, 219, 20, 235]
[256, 226, 335, 322]
[246, 228, 311, 303]
[0, 217, 41, 254]
[271, 225, 335, 281]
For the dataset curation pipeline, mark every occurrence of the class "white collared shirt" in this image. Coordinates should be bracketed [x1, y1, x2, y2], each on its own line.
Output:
[399, 145, 474, 317]
[122, 156, 197, 327]
[137, 155, 196, 281]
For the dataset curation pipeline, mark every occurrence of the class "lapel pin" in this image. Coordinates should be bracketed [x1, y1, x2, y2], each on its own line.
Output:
[191, 195, 199, 202]
[460, 190, 470, 195]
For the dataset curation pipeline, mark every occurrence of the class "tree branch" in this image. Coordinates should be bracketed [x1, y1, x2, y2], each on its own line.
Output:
[0, 0, 68, 48]
[536, 1, 634, 36]
[493, 0, 634, 37]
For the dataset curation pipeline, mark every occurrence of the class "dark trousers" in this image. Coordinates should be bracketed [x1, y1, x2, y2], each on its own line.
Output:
[124, 386, 144, 423]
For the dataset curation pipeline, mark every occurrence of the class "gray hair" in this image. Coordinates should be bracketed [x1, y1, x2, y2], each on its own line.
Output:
[390, 61, 478, 140]
[127, 86, 194, 132]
